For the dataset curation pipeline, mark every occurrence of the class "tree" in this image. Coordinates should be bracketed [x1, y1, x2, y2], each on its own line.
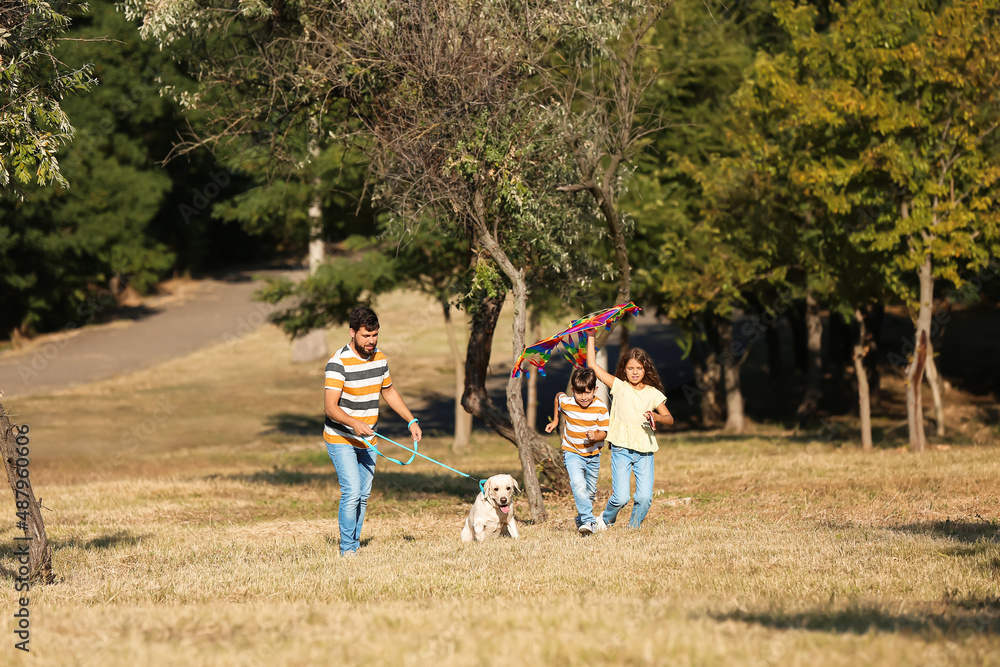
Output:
[747, 0, 1000, 450]
[127, 0, 666, 518]
[317, 0, 592, 519]
[0, 0, 94, 195]
[623, 0, 771, 431]
[548, 1, 672, 307]
[0, 0, 95, 585]
[1, 1, 202, 337]
[0, 411, 53, 582]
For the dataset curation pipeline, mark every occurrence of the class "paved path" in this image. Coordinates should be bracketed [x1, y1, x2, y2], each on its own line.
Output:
[0, 266, 299, 398]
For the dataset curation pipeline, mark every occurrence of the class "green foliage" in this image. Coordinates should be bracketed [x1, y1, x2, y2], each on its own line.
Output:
[258, 237, 401, 336]
[125, 0, 645, 323]
[258, 229, 471, 337]
[734, 0, 1000, 311]
[120, 0, 332, 169]
[213, 139, 372, 249]
[0, 0, 95, 195]
[0, 2, 207, 334]
[623, 0, 770, 321]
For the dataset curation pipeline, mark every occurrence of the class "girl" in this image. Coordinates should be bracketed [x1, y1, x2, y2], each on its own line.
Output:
[586, 332, 673, 529]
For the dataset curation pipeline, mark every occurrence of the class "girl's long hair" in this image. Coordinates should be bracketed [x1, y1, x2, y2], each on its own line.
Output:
[615, 347, 664, 393]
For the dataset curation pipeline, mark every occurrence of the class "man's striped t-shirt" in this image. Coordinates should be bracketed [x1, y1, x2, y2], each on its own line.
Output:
[324, 344, 392, 448]
[558, 393, 610, 456]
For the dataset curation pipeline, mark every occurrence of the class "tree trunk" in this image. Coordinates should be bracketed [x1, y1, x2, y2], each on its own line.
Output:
[294, 115, 329, 363]
[906, 253, 934, 452]
[307, 115, 325, 274]
[718, 315, 746, 433]
[766, 323, 784, 386]
[460, 288, 567, 503]
[0, 403, 54, 583]
[443, 302, 472, 452]
[697, 356, 724, 428]
[469, 214, 547, 521]
[924, 351, 946, 437]
[852, 309, 873, 451]
[691, 317, 724, 428]
[619, 323, 630, 357]
[796, 291, 823, 426]
[601, 194, 631, 307]
[307, 197, 324, 273]
[505, 284, 546, 522]
[789, 301, 809, 372]
[461, 292, 512, 433]
[864, 303, 884, 405]
[525, 315, 540, 431]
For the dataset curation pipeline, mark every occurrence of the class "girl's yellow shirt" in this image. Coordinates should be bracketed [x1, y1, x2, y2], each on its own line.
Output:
[607, 376, 667, 453]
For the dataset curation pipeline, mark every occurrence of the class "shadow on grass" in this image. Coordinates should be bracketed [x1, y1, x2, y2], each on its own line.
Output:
[374, 470, 483, 499]
[666, 430, 908, 449]
[261, 413, 325, 437]
[72, 531, 147, 550]
[0, 530, 146, 563]
[227, 468, 483, 500]
[894, 519, 1000, 544]
[714, 599, 1000, 637]
[260, 408, 483, 440]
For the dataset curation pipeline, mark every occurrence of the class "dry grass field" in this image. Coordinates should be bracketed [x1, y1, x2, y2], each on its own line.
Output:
[2, 291, 998, 666]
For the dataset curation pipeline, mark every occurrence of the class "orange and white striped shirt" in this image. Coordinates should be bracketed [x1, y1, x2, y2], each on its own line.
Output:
[558, 393, 610, 457]
[324, 344, 392, 448]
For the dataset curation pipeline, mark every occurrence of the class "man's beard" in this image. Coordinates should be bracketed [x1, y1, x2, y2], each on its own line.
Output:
[353, 337, 375, 357]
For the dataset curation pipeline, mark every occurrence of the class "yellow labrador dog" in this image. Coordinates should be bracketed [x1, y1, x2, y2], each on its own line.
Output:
[461, 474, 520, 542]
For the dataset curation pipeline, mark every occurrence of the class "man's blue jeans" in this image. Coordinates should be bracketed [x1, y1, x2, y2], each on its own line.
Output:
[563, 450, 601, 527]
[327, 441, 376, 554]
[601, 444, 654, 529]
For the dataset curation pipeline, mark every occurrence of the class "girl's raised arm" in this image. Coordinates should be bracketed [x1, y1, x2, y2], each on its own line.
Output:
[585, 333, 617, 389]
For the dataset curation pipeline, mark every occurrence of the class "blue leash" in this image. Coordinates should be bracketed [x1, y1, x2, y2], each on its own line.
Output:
[363, 431, 487, 496]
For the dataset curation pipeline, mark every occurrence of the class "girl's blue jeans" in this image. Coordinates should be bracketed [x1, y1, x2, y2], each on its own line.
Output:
[327, 441, 376, 554]
[562, 450, 601, 527]
[601, 444, 654, 529]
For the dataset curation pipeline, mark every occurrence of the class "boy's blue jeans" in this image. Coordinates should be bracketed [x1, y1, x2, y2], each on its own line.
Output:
[602, 444, 654, 529]
[327, 441, 376, 554]
[562, 450, 601, 527]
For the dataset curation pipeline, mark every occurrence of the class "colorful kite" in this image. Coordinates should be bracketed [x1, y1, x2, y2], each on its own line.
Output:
[511, 302, 642, 378]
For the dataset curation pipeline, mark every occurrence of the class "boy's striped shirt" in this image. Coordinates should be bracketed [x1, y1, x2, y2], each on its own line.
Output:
[324, 344, 392, 448]
[558, 394, 610, 456]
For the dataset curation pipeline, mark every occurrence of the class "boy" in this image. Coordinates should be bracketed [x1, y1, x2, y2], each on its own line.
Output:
[545, 367, 610, 535]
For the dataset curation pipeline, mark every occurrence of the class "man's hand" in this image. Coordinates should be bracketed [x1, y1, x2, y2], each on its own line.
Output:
[354, 419, 375, 437]
[585, 429, 598, 441]
[544, 419, 559, 434]
[409, 422, 423, 443]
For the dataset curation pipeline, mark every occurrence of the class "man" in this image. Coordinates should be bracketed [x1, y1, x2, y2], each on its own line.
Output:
[324, 306, 422, 557]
